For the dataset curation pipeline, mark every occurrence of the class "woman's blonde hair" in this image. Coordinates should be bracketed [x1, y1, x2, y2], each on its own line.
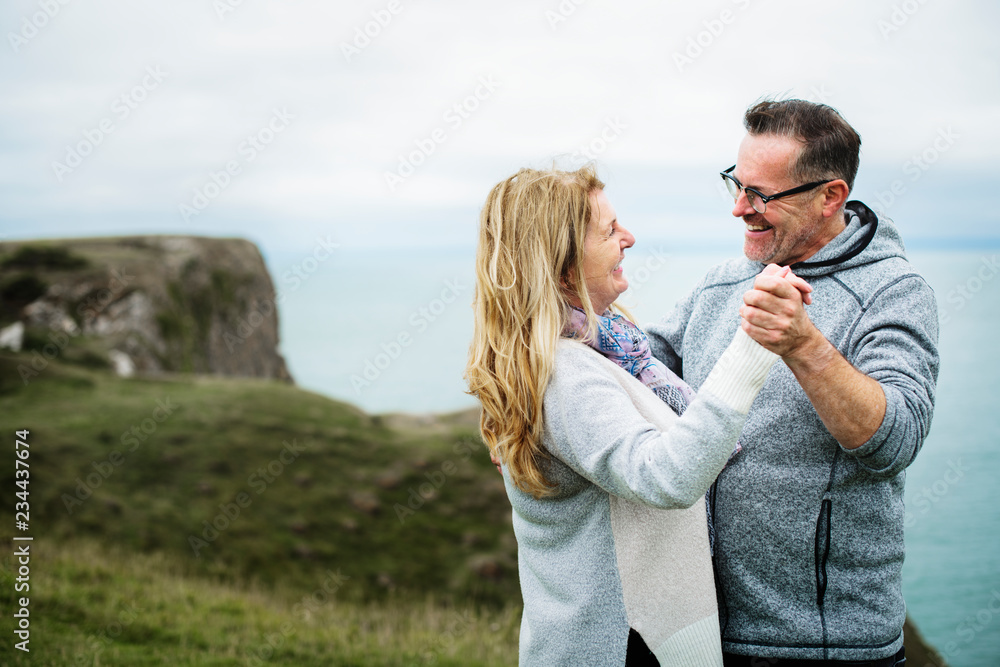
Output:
[466, 164, 615, 498]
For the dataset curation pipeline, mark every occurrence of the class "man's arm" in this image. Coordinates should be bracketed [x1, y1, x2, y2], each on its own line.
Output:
[741, 266, 938, 463]
[751, 312, 885, 449]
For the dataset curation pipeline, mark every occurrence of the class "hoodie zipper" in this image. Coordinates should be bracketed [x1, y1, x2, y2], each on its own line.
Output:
[814, 448, 840, 660]
[815, 493, 832, 608]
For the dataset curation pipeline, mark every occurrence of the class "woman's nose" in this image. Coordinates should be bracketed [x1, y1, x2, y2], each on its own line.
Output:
[620, 225, 635, 249]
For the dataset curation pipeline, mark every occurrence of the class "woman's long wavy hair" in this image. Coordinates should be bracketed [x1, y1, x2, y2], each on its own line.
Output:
[466, 164, 613, 498]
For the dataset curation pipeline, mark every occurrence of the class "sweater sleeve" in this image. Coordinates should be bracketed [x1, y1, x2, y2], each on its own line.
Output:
[542, 328, 777, 509]
[840, 275, 940, 477]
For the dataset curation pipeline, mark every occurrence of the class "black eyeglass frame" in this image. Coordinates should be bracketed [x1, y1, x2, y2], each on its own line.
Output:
[720, 165, 835, 214]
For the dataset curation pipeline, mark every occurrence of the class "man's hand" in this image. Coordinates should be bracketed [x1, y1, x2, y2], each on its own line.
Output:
[740, 264, 820, 360]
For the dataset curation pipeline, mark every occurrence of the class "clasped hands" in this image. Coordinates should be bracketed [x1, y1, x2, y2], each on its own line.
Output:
[740, 264, 819, 360]
[488, 265, 818, 474]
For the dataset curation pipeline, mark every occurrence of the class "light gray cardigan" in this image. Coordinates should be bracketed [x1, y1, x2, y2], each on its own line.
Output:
[503, 328, 778, 666]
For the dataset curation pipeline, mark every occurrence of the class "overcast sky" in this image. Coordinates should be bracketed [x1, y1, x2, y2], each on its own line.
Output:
[1, 0, 998, 256]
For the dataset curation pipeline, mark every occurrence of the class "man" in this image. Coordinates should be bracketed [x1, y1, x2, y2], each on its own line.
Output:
[646, 99, 939, 666]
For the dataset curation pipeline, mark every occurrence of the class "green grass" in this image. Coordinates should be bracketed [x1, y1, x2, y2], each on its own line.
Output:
[0, 350, 520, 663]
[0, 540, 519, 666]
[0, 348, 517, 611]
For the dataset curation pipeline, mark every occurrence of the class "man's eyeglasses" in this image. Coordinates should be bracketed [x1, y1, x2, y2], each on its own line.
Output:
[720, 165, 834, 214]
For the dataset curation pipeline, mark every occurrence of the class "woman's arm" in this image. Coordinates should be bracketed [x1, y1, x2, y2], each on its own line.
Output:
[543, 328, 777, 509]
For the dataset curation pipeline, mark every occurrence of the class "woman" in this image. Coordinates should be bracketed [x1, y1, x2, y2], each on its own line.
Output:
[465, 165, 808, 666]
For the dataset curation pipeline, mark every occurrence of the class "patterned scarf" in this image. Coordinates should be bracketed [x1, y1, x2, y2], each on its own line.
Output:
[563, 306, 695, 416]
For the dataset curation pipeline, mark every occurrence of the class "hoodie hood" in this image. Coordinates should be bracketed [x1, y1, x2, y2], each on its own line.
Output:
[780, 201, 907, 278]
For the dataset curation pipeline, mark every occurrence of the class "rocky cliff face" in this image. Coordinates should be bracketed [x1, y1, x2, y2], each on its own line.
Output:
[0, 236, 292, 382]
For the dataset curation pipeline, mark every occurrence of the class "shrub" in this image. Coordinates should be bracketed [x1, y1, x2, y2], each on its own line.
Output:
[0, 273, 48, 305]
[1, 244, 89, 270]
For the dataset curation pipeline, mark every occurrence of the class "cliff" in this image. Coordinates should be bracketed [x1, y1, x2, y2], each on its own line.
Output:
[0, 236, 292, 381]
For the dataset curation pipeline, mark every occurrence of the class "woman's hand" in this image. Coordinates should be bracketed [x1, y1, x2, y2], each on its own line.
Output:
[760, 263, 813, 304]
[740, 264, 820, 358]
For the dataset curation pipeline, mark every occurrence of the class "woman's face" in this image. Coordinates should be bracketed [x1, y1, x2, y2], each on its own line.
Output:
[574, 189, 635, 313]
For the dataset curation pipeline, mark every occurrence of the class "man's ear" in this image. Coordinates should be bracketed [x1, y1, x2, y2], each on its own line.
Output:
[821, 179, 850, 218]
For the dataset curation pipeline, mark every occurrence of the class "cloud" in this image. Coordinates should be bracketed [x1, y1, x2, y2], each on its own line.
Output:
[1, 0, 997, 248]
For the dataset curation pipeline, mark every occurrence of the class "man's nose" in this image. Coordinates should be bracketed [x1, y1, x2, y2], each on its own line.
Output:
[731, 189, 756, 218]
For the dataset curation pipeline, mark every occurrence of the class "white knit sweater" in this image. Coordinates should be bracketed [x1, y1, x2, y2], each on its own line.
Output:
[504, 328, 778, 666]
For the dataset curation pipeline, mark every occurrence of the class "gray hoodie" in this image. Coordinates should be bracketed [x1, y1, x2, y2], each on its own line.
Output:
[645, 201, 940, 661]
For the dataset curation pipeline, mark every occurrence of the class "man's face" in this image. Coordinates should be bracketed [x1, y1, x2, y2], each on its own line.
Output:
[732, 133, 836, 266]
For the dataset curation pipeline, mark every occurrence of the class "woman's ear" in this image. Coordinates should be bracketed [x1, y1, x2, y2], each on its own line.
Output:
[560, 267, 576, 292]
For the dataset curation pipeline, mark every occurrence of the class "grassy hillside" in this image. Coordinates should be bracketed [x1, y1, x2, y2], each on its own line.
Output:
[0, 540, 519, 666]
[0, 346, 951, 665]
[0, 349, 516, 610]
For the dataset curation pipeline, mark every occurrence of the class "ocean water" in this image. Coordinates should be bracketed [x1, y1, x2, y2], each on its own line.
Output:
[274, 245, 1000, 666]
